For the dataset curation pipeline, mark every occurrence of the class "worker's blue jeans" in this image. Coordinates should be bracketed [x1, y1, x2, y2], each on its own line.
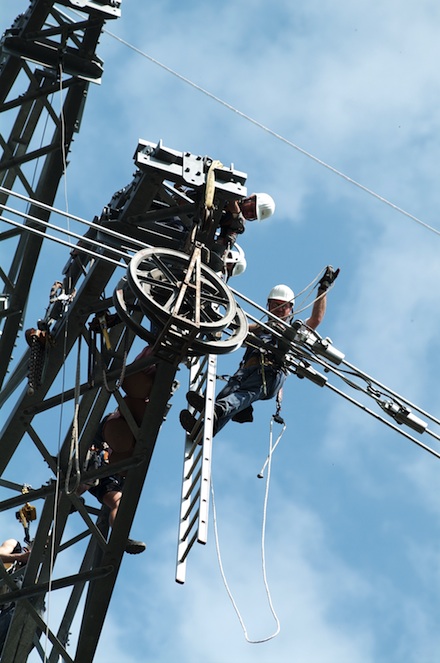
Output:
[214, 365, 286, 435]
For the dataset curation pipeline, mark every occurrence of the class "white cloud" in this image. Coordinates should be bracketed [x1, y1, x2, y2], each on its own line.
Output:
[125, 493, 376, 663]
[4, 1, 440, 661]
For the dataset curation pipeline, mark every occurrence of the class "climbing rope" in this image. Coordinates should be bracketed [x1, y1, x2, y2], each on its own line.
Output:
[258, 414, 287, 480]
[65, 335, 82, 495]
[101, 333, 128, 394]
[211, 414, 286, 644]
[44, 63, 73, 663]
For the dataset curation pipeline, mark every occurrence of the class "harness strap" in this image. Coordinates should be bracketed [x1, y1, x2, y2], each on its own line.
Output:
[260, 353, 268, 396]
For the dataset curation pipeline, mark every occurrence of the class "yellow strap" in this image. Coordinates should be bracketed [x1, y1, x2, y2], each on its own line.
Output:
[98, 315, 112, 350]
[205, 159, 223, 209]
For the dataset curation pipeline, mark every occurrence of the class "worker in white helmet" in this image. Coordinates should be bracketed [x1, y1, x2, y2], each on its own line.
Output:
[180, 266, 339, 435]
[242, 192, 276, 221]
[222, 244, 247, 279]
[217, 192, 275, 248]
[0, 538, 37, 655]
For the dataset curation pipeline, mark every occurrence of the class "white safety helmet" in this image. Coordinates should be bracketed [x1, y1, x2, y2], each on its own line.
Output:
[224, 244, 247, 277]
[255, 193, 276, 221]
[267, 284, 295, 308]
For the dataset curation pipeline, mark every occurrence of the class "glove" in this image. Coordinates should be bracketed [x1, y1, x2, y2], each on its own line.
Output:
[318, 265, 340, 291]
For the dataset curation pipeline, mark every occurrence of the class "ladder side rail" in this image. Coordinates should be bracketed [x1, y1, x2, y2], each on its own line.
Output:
[176, 441, 201, 582]
[175, 354, 217, 583]
[197, 354, 216, 544]
[176, 356, 205, 583]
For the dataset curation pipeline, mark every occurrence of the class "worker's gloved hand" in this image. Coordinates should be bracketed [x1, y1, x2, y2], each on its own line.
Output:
[318, 265, 340, 291]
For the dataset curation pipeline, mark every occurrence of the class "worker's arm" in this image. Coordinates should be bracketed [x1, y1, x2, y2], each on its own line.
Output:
[306, 265, 339, 330]
[306, 288, 326, 330]
[0, 539, 30, 564]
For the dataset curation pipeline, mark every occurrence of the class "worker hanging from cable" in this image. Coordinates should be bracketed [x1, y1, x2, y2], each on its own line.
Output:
[180, 266, 339, 436]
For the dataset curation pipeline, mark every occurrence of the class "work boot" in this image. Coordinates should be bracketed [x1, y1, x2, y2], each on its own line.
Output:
[179, 409, 197, 433]
[186, 391, 205, 412]
[125, 539, 146, 554]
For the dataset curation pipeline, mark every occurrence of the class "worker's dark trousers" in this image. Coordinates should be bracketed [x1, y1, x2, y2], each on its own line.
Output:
[214, 366, 286, 435]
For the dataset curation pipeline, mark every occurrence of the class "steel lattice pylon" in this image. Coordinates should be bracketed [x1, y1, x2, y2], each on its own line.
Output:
[3, 4, 440, 662]
[0, 3, 250, 660]
[0, 0, 121, 391]
[0, 2, 127, 660]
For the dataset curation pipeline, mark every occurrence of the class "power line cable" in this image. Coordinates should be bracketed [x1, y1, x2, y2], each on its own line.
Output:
[0, 212, 126, 268]
[0, 186, 149, 251]
[103, 29, 440, 239]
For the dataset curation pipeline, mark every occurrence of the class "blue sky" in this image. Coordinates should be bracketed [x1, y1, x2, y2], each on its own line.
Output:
[2, 0, 440, 661]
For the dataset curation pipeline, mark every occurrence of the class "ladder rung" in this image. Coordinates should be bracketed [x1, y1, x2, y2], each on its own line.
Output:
[180, 511, 199, 545]
[185, 436, 202, 459]
[178, 531, 198, 564]
[184, 415, 204, 443]
[184, 447, 203, 480]
[181, 488, 201, 521]
[183, 467, 202, 499]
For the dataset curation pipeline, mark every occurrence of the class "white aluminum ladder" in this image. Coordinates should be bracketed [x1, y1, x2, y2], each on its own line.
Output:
[175, 354, 217, 584]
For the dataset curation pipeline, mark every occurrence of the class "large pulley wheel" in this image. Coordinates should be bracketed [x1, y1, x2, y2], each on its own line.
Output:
[127, 247, 237, 332]
[187, 305, 248, 355]
[113, 279, 156, 344]
[113, 278, 248, 356]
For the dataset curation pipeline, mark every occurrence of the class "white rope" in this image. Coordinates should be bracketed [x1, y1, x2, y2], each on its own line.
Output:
[42, 64, 74, 663]
[59, 62, 69, 217]
[65, 336, 82, 495]
[102, 343, 128, 394]
[44, 315, 68, 662]
[257, 418, 287, 480]
[294, 278, 337, 318]
[293, 267, 325, 301]
[211, 417, 284, 643]
[253, 267, 326, 322]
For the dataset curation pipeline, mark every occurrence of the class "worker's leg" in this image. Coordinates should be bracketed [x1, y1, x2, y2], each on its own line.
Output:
[101, 489, 121, 528]
[102, 416, 134, 455]
[121, 396, 148, 425]
[122, 371, 155, 400]
[181, 368, 286, 436]
[214, 367, 284, 433]
[214, 366, 268, 435]
[100, 486, 146, 554]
